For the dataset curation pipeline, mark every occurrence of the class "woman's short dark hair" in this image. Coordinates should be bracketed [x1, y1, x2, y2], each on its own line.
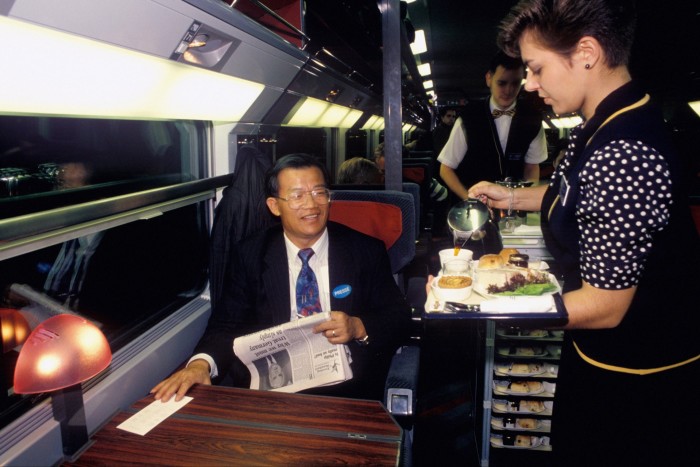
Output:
[497, 0, 637, 68]
[265, 153, 330, 197]
[337, 157, 382, 184]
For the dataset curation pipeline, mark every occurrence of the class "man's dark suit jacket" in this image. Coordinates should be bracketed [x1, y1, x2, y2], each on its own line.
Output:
[195, 221, 412, 401]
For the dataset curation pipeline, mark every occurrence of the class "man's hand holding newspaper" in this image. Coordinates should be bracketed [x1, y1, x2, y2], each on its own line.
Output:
[233, 311, 352, 393]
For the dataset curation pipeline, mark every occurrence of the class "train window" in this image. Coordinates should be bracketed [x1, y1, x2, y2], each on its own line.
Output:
[236, 127, 327, 164]
[346, 130, 368, 158]
[0, 115, 210, 429]
[0, 116, 205, 218]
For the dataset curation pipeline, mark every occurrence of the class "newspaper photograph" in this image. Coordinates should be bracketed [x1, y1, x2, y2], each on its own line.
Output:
[233, 311, 353, 393]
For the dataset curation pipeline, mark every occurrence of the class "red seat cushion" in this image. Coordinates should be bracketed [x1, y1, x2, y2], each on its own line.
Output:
[691, 205, 700, 235]
[330, 200, 403, 249]
[402, 167, 425, 184]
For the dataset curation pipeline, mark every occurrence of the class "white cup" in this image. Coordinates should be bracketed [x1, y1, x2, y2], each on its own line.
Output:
[439, 248, 473, 270]
[442, 259, 470, 274]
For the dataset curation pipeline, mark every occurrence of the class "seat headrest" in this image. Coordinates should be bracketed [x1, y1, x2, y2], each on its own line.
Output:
[329, 200, 402, 249]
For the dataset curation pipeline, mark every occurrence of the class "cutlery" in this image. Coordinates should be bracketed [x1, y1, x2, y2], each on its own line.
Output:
[444, 301, 480, 313]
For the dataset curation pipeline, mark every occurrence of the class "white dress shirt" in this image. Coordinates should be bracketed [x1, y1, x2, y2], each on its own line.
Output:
[191, 229, 332, 378]
[284, 229, 330, 320]
[437, 97, 547, 170]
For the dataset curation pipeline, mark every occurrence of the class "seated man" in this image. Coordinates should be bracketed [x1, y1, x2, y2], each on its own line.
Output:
[152, 153, 412, 402]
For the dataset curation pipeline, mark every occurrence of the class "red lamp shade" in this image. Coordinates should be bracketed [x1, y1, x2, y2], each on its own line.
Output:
[1, 308, 31, 353]
[13, 314, 111, 394]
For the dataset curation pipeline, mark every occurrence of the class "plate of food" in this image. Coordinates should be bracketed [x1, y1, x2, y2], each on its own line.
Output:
[474, 267, 560, 299]
[497, 346, 547, 357]
[490, 434, 548, 449]
[493, 380, 545, 395]
[495, 328, 550, 339]
[494, 362, 546, 377]
[492, 399, 550, 414]
[491, 417, 542, 431]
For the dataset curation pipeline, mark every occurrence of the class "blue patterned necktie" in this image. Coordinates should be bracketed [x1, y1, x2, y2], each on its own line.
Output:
[296, 248, 322, 317]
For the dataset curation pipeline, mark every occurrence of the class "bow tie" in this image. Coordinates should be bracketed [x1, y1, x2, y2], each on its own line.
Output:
[492, 108, 516, 119]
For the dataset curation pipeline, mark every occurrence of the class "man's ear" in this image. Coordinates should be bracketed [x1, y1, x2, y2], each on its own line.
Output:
[485, 71, 493, 87]
[266, 197, 281, 217]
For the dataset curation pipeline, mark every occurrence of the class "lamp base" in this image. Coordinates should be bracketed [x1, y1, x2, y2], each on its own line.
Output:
[51, 383, 91, 461]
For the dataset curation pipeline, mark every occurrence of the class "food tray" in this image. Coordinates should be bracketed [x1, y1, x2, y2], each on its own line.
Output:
[423, 288, 568, 327]
[490, 434, 552, 450]
[494, 362, 559, 377]
[490, 417, 552, 433]
[492, 399, 554, 415]
[493, 380, 556, 396]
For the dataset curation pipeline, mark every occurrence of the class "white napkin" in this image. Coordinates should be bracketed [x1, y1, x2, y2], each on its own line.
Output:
[480, 295, 555, 313]
[512, 224, 542, 235]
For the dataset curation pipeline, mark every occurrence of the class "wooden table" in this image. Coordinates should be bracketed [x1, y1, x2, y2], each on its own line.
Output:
[68, 385, 402, 466]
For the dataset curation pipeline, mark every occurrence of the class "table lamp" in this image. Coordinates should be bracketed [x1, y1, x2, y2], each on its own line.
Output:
[1, 308, 32, 404]
[13, 314, 112, 461]
[1, 308, 31, 353]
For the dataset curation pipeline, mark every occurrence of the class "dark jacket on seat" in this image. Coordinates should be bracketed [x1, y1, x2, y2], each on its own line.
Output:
[209, 145, 275, 312]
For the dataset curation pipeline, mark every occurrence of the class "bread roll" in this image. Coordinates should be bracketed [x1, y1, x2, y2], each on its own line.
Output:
[510, 364, 530, 374]
[508, 381, 543, 394]
[508, 381, 530, 393]
[523, 400, 545, 413]
[499, 248, 520, 265]
[515, 435, 532, 447]
[515, 346, 536, 356]
[478, 254, 504, 269]
[517, 418, 538, 429]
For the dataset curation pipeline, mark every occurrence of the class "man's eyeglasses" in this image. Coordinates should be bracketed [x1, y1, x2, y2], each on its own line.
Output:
[276, 188, 332, 209]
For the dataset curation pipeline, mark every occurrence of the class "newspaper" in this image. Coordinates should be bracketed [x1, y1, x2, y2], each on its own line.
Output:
[233, 311, 352, 393]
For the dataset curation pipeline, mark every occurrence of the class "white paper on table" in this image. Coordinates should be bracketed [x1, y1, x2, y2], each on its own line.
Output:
[116, 396, 193, 436]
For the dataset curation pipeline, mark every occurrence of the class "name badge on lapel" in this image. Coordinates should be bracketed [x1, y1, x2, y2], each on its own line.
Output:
[559, 174, 571, 207]
[332, 284, 352, 299]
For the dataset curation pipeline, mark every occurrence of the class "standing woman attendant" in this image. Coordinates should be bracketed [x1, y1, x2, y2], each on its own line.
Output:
[468, 1, 700, 465]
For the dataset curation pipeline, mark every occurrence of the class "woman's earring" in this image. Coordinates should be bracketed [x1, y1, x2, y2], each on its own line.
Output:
[585, 64, 591, 69]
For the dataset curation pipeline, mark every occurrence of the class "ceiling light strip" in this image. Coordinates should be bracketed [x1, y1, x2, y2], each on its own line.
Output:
[0, 16, 264, 121]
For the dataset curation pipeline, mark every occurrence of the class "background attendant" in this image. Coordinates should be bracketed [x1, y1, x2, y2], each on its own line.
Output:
[438, 51, 547, 202]
[431, 106, 457, 158]
[470, 1, 700, 465]
[152, 153, 411, 402]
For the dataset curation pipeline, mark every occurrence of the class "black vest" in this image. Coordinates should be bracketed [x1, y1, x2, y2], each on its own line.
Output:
[455, 98, 542, 189]
[541, 82, 700, 368]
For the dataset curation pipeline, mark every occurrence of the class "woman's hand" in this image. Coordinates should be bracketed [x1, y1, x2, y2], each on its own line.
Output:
[467, 182, 510, 210]
[426, 275, 436, 296]
[468, 182, 548, 212]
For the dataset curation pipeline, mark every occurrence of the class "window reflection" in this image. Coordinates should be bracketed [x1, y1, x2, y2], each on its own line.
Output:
[235, 127, 327, 165]
[0, 203, 209, 428]
[0, 116, 203, 217]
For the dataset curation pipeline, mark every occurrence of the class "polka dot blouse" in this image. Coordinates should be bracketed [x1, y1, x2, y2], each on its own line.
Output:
[550, 132, 673, 289]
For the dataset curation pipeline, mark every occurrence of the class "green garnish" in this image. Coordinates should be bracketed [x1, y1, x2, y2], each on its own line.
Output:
[495, 283, 557, 296]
